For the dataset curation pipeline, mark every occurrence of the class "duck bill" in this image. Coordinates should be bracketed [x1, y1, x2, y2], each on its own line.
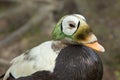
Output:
[76, 34, 105, 52]
[84, 41, 105, 52]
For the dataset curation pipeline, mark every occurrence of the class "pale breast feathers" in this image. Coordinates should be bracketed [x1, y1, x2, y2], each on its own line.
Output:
[3, 41, 59, 80]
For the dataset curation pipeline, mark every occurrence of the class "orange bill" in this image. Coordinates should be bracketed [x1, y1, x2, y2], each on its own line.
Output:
[84, 41, 105, 52]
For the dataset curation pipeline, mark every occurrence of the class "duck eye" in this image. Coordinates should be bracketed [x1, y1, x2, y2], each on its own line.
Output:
[69, 24, 75, 28]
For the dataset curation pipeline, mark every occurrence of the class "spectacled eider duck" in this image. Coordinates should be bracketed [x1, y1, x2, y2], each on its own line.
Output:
[2, 14, 105, 80]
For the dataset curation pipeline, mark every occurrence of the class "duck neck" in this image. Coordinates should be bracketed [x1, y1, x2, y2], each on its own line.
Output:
[52, 38, 80, 52]
[52, 40, 67, 52]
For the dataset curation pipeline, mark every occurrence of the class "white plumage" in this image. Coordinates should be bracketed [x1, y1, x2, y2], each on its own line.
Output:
[3, 41, 59, 80]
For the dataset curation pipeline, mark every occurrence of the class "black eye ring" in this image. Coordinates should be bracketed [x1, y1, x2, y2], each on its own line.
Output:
[77, 21, 80, 27]
[69, 24, 75, 28]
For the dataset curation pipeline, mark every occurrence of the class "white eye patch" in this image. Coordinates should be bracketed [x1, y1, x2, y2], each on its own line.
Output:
[61, 16, 79, 36]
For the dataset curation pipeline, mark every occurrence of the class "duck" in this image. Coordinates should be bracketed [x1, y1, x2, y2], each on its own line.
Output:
[3, 14, 105, 80]
[4, 45, 103, 80]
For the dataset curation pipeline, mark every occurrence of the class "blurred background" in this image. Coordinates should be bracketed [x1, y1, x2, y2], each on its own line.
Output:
[0, 0, 120, 80]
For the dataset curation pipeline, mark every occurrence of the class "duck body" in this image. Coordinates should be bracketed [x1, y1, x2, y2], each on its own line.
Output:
[4, 41, 65, 80]
[54, 44, 103, 80]
[3, 14, 105, 80]
[6, 44, 103, 80]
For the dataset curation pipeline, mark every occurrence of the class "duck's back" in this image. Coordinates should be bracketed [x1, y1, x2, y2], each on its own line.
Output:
[54, 45, 103, 80]
[5, 45, 103, 80]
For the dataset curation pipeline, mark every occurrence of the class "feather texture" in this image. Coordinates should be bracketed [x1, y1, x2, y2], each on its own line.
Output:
[3, 41, 63, 80]
[5, 45, 103, 80]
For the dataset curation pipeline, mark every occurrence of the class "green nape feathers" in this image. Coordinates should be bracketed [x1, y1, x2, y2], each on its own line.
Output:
[52, 16, 66, 40]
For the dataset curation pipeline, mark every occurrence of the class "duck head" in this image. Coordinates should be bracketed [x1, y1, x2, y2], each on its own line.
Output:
[52, 14, 105, 52]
